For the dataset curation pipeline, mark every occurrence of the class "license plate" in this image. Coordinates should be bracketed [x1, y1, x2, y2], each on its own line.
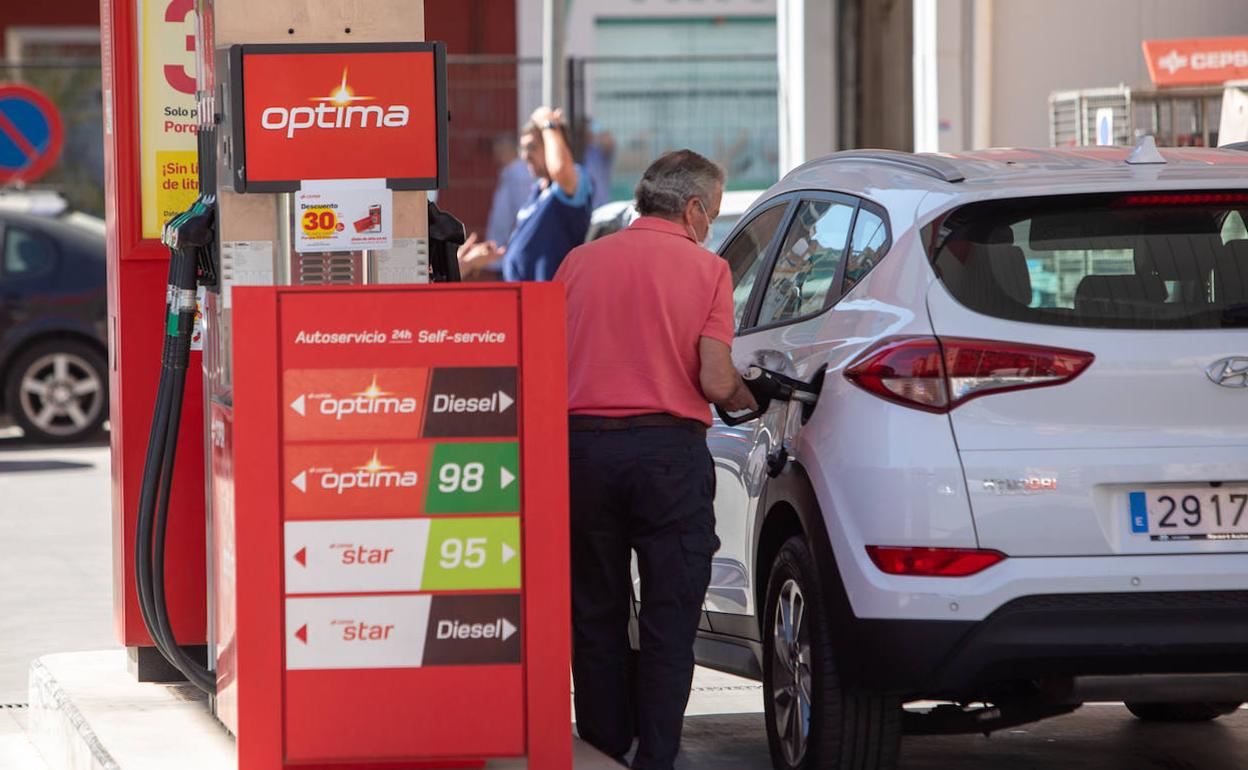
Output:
[1129, 486, 1248, 541]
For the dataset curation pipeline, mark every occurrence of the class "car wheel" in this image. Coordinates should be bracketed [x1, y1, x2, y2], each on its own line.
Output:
[762, 535, 901, 770]
[5, 340, 107, 443]
[1125, 701, 1242, 722]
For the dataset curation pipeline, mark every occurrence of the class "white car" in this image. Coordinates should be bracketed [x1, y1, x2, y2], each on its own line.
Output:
[648, 141, 1248, 770]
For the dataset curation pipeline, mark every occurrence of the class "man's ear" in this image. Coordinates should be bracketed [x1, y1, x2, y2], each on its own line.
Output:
[683, 197, 699, 223]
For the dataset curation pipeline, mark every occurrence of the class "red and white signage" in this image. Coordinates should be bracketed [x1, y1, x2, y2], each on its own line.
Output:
[230, 43, 446, 191]
[284, 443, 432, 520]
[286, 595, 431, 670]
[228, 285, 569, 768]
[284, 367, 429, 442]
[1143, 36, 1248, 87]
[284, 519, 431, 594]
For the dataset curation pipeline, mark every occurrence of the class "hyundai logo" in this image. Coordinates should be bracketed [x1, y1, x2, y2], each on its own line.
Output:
[1206, 357, 1248, 389]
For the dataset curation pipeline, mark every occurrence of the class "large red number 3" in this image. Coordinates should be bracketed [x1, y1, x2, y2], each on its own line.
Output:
[302, 212, 320, 231]
[163, 0, 197, 95]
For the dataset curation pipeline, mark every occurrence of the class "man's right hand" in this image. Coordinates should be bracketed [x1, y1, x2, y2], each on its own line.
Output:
[457, 231, 505, 278]
[699, 337, 759, 413]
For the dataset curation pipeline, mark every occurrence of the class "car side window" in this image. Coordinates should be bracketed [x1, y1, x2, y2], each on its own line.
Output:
[844, 204, 890, 293]
[719, 204, 788, 330]
[756, 199, 854, 327]
[2, 226, 57, 281]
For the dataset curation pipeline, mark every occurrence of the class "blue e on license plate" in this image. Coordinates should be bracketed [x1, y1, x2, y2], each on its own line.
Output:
[1129, 486, 1248, 541]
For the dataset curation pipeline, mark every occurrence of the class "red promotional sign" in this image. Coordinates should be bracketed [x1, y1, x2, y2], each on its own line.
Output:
[1143, 36, 1248, 87]
[230, 43, 447, 191]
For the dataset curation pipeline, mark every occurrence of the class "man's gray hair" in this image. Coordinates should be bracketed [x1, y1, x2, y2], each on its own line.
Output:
[634, 150, 724, 217]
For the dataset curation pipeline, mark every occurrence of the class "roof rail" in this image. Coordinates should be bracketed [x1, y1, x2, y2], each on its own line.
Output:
[823, 149, 966, 183]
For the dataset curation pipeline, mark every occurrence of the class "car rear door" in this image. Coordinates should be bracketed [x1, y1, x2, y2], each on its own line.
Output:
[926, 192, 1248, 557]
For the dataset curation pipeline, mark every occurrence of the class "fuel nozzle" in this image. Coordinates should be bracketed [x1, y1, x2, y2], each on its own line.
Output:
[742, 366, 820, 406]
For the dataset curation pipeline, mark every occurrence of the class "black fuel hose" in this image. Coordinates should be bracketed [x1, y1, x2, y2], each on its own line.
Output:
[134, 203, 216, 695]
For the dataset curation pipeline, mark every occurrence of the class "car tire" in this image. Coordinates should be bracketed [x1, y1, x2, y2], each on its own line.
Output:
[5, 340, 108, 444]
[762, 535, 901, 770]
[1124, 701, 1242, 722]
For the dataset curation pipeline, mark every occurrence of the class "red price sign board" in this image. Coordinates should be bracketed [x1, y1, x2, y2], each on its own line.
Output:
[225, 42, 448, 192]
[222, 285, 569, 769]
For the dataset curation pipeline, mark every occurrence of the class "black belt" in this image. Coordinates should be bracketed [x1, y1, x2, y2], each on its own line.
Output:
[569, 413, 707, 436]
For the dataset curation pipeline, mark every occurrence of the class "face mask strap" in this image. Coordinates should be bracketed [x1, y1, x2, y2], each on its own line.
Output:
[688, 198, 712, 247]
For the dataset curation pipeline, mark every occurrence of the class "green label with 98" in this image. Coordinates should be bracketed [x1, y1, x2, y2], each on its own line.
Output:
[425, 442, 520, 514]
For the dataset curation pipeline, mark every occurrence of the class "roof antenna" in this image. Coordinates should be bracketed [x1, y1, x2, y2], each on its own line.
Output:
[1126, 135, 1166, 165]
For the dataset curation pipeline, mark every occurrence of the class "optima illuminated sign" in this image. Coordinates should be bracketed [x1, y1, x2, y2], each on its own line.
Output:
[224, 42, 448, 192]
[259, 69, 411, 138]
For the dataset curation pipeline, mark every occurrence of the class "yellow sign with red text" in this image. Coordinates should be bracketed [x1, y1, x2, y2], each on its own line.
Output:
[139, 0, 200, 239]
[300, 207, 342, 240]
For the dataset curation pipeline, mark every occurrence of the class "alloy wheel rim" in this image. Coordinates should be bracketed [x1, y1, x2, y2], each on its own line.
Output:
[18, 352, 103, 437]
[772, 577, 812, 766]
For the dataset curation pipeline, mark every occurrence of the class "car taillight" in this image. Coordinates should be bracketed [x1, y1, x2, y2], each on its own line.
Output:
[866, 546, 1005, 577]
[844, 336, 1093, 413]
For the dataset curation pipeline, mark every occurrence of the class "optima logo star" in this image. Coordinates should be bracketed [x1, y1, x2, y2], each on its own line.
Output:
[260, 68, 411, 138]
[290, 374, 421, 420]
[291, 449, 420, 495]
[327, 449, 420, 494]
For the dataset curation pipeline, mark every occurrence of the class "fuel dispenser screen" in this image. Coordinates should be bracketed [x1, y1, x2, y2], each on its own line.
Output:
[227, 285, 569, 767]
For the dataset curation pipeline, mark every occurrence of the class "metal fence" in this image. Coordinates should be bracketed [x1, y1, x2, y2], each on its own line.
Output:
[0, 61, 105, 217]
[568, 54, 780, 203]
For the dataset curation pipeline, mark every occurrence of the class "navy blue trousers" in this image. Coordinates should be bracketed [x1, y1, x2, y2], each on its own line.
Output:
[569, 425, 719, 770]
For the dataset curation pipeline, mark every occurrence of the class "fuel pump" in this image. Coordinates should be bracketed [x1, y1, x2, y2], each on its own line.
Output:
[128, 0, 459, 698]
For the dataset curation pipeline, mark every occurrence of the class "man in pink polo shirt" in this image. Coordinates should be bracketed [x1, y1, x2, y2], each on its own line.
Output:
[554, 150, 757, 770]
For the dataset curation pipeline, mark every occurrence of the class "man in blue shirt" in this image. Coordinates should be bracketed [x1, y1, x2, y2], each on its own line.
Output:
[462, 106, 593, 282]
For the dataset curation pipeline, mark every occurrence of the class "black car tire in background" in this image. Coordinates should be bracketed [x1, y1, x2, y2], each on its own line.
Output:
[762, 535, 901, 770]
[5, 339, 107, 443]
[1124, 701, 1243, 722]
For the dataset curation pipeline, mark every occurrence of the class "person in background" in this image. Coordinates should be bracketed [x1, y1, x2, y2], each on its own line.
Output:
[486, 133, 535, 246]
[554, 149, 757, 770]
[460, 106, 592, 281]
[581, 117, 616, 210]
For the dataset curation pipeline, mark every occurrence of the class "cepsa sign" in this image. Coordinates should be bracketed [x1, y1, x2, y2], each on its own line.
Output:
[231, 43, 447, 192]
[1143, 36, 1248, 87]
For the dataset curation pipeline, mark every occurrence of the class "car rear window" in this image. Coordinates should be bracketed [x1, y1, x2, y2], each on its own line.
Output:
[930, 192, 1248, 329]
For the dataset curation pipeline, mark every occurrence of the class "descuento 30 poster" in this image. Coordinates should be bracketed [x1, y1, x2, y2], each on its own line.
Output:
[140, 0, 200, 239]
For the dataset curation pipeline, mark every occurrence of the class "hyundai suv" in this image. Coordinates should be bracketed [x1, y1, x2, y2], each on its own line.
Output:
[665, 142, 1248, 769]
